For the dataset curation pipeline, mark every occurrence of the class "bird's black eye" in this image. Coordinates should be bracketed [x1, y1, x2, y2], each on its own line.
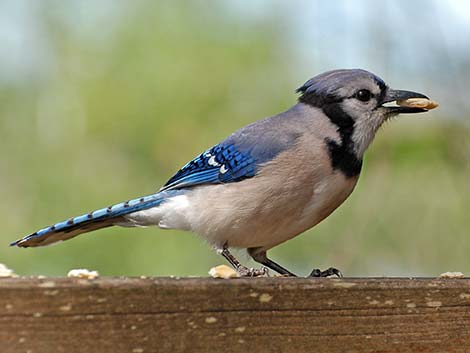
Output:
[356, 89, 372, 102]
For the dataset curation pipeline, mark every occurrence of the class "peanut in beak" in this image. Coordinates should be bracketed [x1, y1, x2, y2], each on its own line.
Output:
[397, 98, 439, 110]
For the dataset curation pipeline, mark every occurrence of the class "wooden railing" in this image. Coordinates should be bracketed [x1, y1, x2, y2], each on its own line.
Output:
[1, 277, 469, 352]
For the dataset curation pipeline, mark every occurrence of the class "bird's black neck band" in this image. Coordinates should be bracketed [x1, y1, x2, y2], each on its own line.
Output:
[298, 95, 362, 177]
[321, 103, 362, 177]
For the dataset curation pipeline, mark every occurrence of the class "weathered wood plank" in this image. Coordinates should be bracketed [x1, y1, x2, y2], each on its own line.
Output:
[1, 277, 470, 353]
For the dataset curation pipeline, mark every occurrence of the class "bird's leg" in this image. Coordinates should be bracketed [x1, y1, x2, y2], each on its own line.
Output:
[248, 248, 297, 277]
[217, 246, 267, 277]
[248, 248, 341, 277]
[309, 267, 343, 278]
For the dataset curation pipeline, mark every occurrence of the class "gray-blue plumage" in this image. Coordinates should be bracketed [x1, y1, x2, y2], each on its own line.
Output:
[297, 69, 386, 100]
[163, 106, 305, 190]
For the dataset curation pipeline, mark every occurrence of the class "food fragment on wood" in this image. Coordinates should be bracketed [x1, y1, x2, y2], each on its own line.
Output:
[67, 269, 99, 279]
[0, 263, 17, 278]
[439, 271, 464, 279]
[208, 265, 239, 279]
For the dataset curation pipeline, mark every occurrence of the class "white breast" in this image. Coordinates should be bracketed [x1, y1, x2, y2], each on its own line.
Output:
[299, 172, 357, 227]
[178, 167, 358, 251]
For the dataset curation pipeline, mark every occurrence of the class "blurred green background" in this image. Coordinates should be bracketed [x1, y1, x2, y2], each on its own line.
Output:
[1, 1, 469, 277]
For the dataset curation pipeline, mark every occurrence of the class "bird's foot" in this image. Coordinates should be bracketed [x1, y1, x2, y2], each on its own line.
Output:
[309, 267, 342, 278]
[237, 266, 269, 277]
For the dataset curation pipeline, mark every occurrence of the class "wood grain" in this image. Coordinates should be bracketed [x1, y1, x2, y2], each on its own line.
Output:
[1, 277, 470, 353]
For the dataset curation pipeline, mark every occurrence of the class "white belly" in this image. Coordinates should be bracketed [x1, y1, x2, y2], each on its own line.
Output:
[181, 171, 358, 250]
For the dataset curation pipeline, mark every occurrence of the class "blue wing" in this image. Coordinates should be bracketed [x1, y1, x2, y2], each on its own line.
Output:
[161, 143, 256, 190]
[161, 111, 303, 191]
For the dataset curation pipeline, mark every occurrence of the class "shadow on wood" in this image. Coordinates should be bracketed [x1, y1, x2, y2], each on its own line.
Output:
[1, 277, 470, 353]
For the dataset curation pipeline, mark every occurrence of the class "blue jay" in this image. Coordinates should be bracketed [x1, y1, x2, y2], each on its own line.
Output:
[11, 69, 433, 277]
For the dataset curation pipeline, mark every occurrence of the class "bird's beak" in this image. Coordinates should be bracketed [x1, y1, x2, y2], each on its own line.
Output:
[382, 89, 430, 114]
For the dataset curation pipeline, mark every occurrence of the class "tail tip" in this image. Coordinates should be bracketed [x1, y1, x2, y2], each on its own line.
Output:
[9, 240, 21, 247]
[10, 237, 31, 248]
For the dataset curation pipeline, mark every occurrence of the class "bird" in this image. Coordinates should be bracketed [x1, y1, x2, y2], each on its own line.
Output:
[11, 69, 434, 277]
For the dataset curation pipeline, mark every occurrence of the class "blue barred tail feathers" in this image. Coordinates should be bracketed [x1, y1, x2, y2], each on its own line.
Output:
[11, 191, 173, 248]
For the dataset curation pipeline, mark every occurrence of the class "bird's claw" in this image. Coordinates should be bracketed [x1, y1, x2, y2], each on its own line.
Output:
[309, 267, 342, 278]
[237, 266, 269, 277]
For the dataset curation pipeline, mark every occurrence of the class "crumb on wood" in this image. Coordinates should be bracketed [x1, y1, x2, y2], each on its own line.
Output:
[0, 263, 18, 278]
[67, 269, 99, 279]
[208, 265, 239, 279]
[439, 271, 464, 279]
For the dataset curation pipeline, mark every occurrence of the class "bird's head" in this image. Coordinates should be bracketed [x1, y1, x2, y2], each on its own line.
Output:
[297, 69, 433, 157]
